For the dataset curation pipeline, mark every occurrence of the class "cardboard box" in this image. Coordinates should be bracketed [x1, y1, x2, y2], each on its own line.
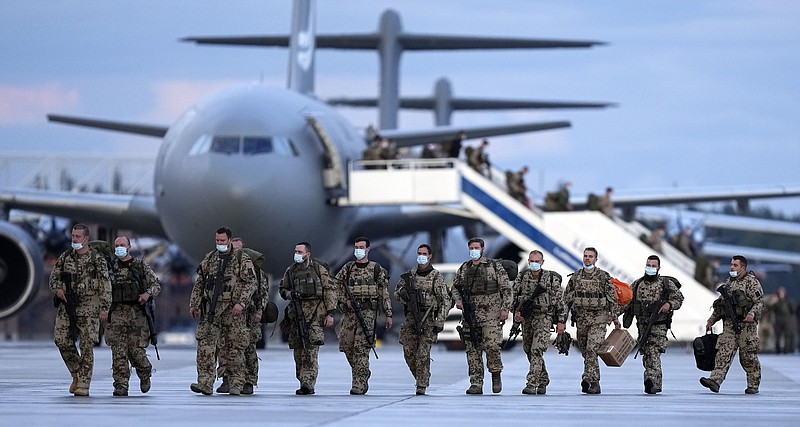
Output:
[598, 329, 636, 367]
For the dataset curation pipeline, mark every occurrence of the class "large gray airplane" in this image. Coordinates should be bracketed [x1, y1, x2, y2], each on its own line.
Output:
[0, 0, 572, 319]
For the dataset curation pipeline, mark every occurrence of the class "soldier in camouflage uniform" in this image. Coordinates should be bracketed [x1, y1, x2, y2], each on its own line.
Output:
[214, 238, 268, 395]
[513, 250, 566, 395]
[105, 236, 161, 396]
[394, 244, 450, 395]
[189, 227, 257, 396]
[700, 255, 764, 394]
[563, 247, 620, 395]
[50, 223, 112, 397]
[622, 255, 683, 394]
[279, 241, 337, 395]
[334, 237, 392, 395]
[452, 237, 512, 395]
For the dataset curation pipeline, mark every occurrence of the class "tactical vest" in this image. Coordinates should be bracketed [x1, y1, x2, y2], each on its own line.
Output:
[292, 263, 324, 299]
[56, 248, 107, 296]
[111, 261, 144, 303]
[465, 261, 500, 295]
[202, 252, 237, 301]
[347, 261, 381, 299]
[524, 271, 556, 312]
[571, 270, 609, 309]
[714, 286, 753, 319]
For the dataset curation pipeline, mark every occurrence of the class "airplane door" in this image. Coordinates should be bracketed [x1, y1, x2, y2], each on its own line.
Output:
[306, 115, 346, 194]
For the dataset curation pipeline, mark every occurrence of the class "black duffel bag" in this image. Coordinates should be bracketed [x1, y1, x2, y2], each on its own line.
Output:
[693, 331, 718, 371]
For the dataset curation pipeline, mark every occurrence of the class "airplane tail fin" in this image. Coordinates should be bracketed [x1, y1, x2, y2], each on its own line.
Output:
[287, 0, 315, 95]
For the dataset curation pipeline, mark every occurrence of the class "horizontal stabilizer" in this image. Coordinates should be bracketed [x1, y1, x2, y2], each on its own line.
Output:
[182, 34, 605, 51]
[47, 115, 168, 138]
[328, 97, 615, 110]
[571, 186, 800, 210]
[379, 121, 570, 148]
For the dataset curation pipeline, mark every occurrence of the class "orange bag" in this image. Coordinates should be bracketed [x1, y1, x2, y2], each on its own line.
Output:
[611, 277, 632, 306]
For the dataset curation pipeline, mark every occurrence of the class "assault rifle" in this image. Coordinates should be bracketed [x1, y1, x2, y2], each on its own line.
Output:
[205, 256, 231, 324]
[342, 271, 379, 359]
[400, 272, 423, 336]
[143, 299, 160, 360]
[634, 302, 661, 359]
[455, 273, 482, 350]
[286, 272, 308, 350]
[717, 284, 743, 335]
[503, 279, 548, 350]
[53, 272, 79, 341]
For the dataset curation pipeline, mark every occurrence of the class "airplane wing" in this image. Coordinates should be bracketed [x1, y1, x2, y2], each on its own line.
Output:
[569, 186, 800, 210]
[377, 121, 570, 148]
[0, 188, 165, 237]
[327, 97, 615, 110]
[48, 114, 168, 138]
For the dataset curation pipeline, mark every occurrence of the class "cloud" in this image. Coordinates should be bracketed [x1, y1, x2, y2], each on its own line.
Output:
[0, 84, 79, 125]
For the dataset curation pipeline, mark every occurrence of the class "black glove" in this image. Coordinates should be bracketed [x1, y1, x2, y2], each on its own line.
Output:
[433, 324, 444, 334]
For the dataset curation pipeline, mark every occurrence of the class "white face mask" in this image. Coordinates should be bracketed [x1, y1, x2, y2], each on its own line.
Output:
[644, 266, 658, 276]
[469, 249, 481, 260]
[729, 271, 739, 278]
[584, 264, 595, 271]
[71, 242, 84, 251]
[354, 248, 367, 260]
[216, 244, 229, 253]
[115, 247, 128, 258]
[293, 253, 305, 264]
[417, 255, 429, 265]
[529, 262, 542, 271]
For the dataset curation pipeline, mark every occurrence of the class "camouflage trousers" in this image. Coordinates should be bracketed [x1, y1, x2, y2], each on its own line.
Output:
[574, 309, 608, 383]
[337, 306, 378, 391]
[195, 308, 248, 390]
[398, 316, 438, 388]
[105, 304, 152, 390]
[53, 304, 100, 390]
[462, 321, 503, 386]
[636, 321, 668, 389]
[294, 346, 320, 388]
[710, 321, 761, 390]
[521, 313, 552, 388]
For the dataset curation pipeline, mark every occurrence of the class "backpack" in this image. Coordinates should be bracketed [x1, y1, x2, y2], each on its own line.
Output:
[611, 277, 632, 306]
[693, 332, 718, 371]
[464, 146, 475, 160]
[89, 240, 117, 283]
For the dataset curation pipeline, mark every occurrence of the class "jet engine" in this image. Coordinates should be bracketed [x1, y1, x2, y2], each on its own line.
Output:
[0, 221, 43, 320]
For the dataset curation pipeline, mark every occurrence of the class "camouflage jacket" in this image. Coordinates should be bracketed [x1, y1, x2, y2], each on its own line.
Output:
[451, 256, 512, 323]
[513, 269, 566, 324]
[49, 248, 112, 313]
[394, 266, 450, 327]
[708, 272, 764, 324]
[280, 260, 337, 314]
[190, 248, 257, 315]
[563, 267, 619, 318]
[335, 260, 392, 317]
[628, 275, 683, 321]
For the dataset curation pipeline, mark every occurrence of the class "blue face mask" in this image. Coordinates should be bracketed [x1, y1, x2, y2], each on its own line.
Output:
[115, 247, 128, 258]
[469, 249, 481, 260]
[216, 244, 228, 253]
[294, 254, 304, 264]
[729, 271, 738, 278]
[71, 242, 84, 251]
[584, 264, 595, 271]
[417, 255, 429, 265]
[529, 262, 542, 271]
[644, 266, 658, 276]
[354, 248, 366, 260]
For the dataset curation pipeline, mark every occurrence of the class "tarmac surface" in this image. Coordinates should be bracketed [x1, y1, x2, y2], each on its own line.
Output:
[1, 339, 799, 427]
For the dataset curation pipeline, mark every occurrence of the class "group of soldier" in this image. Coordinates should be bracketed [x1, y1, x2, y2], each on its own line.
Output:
[49, 223, 764, 397]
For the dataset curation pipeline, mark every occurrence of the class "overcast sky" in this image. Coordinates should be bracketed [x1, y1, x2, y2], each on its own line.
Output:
[2, 0, 799, 214]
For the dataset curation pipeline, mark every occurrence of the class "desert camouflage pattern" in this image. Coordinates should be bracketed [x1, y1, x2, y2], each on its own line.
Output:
[395, 266, 450, 388]
[707, 272, 764, 391]
[451, 257, 511, 387]
[189, 249, 257, 392]
[50, 248, 112, 392]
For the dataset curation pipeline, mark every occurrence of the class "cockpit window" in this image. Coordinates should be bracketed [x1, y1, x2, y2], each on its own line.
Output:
[273, 136, 299, 157]
[211, 136, 240, 155]
[243, 137, 272, 155]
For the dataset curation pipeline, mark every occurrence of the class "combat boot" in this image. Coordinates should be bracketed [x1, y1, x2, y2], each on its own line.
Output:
[349, 387, 366, 395]
[644, 379, 654, 395]
[745, 387, 759, 394]
[586, 381, 601, 395]
[228, 385, 242, 396]
[69, 375, 78, 394]
[140, 376, 151, 393]
[113, 386, 128, 397]
[415, 386, 426, 396]
[73, 384, 90, 397]
[190, 383, 213, 395]
[216, 378, 230, 394]
[581, 380, 590, 394]
[522, 385, 537, 395]
[491, 372, 502, 393]
[465, 384, 483, 395]
[699, 377, 719, 393]
[536, 386, 546, 395]
[242, 383, 254, 395]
